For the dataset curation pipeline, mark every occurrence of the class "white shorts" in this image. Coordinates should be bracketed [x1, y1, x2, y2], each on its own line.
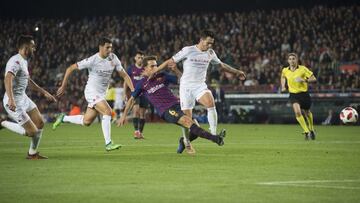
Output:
[179, 83, 212, 110]
[114, 100, 124, 110]
[3, 94, 37, 125]
[85, 89, 106, 108]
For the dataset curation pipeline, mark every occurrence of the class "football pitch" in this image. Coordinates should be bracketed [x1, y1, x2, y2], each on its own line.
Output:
[0, 123, 359, 203]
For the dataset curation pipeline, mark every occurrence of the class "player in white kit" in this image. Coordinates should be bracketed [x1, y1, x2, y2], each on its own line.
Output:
[151, 30, 246, 149]
[53, 37, 134, 151]
[0, 35, 57, 159]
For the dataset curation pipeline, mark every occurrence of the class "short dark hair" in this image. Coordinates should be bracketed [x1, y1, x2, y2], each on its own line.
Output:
[99, 37, 112, 46]
[143, 56, 157, 67]
[200, 30, 215, 39]
[17, 35, 34, 49]
[135, 50, 145, 56]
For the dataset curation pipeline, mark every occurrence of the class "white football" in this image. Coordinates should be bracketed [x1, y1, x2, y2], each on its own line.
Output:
[340, 107, 358, 124]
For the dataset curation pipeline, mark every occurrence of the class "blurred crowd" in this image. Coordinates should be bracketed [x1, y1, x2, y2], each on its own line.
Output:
[0, 5, 359, 119]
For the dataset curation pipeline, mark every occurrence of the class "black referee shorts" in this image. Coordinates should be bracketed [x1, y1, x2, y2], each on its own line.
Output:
[289, 92, 312, 110]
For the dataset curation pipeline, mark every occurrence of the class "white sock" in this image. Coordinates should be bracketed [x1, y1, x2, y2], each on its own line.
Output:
[102, 115, 112, 145]
[63, 115, 84, 125]
[207, 107, 218, 135]
[29, 129, 43, 155]
[181, 127, 190, 142]
[1, 121, 26, 135]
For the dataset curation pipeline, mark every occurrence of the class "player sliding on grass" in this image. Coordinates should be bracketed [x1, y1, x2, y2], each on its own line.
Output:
[53, 37, 134, 151]
[116, 56, 226, 154]
[0, 35, 57, 159]
[147, 30, 245, 146]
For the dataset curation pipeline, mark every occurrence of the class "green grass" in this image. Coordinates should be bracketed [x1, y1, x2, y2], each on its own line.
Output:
[0, 123, 360, 203]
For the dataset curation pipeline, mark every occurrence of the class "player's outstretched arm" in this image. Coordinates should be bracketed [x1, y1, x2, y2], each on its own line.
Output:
[56, 64, 78, 97]
[146, 58, 176, 78]
[116, 96, 135, 126]
[29, 79, 57, 102]
[219, 62, 246, 81]
[168, 64, 182, 79]
[4, 72, 16, 111]
[118, 69, 134, 92]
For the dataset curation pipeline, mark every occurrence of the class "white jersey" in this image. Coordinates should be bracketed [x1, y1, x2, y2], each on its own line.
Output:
[77, 53, 124, 95]
[114, 87, 124, 103]
[172, 45, 221, 86]
[4, 54, 29, 99]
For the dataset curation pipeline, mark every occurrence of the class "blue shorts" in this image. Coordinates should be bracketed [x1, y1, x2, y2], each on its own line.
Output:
[162, 104, 184, 124]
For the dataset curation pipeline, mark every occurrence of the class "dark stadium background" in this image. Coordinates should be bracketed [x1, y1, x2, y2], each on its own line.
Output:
[1, 0, 359, 125]
[0, 0, 358, 17]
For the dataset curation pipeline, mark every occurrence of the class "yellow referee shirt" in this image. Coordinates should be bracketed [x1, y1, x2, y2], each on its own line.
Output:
[105, 87, 116, 101]
[281, 65, 313, 93]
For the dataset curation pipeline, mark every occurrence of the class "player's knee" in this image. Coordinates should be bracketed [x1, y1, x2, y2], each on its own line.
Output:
[26, 129, 38, 137]
[83, 120, 92, 126]
[180, 116, 193, 128]
[295, 111, 302, 117]
[36, 119, 45, 129]
[103, 109, 112, 116]
[202, 100, 215, 108]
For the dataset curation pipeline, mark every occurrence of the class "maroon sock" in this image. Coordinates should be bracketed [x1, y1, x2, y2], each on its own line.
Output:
[189, 124, 217, 143]
[189, 133, 198, 142]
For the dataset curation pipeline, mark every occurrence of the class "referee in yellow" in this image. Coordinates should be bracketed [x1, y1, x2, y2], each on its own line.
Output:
[281, 53, 317, 140]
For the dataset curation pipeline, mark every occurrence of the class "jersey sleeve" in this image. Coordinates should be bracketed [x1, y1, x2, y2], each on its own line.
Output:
[209, 49, 222, 65]
[281, 68, 285, 78]
[131, 80, 144, 98]
[5, 58, 21, 75]
[126, 66, 132, 76]
[113, 54, 124, 71]
[164, 73, 178, 85]
[172, 46, 190, 63]
[303, 66, 313, 78]
[76, 55, 95, 70]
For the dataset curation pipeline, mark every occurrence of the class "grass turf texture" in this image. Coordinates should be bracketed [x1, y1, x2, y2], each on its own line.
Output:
[0, 124, 359, 203]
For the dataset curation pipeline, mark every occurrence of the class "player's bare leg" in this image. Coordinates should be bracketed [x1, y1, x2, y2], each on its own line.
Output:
[293, 103, 310, 140]
[197, 91, 218, 135]
[82, 107, 98, 126]
[182, 109, 192, 142]
[177, 115, 226, 154]
[1, 110, 47, 159]
[26, 108, 47, 159]
[94, 100, 122, 151]
[177, 115, 196, 155]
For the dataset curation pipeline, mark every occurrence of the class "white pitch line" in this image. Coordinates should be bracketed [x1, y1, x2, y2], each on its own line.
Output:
[259, 179, 360, 184]
[272, 183, 360, 190]
[257, 179, 360, 190]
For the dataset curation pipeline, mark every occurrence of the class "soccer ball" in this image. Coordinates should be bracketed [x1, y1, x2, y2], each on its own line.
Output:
[340, 107, 358, 124]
